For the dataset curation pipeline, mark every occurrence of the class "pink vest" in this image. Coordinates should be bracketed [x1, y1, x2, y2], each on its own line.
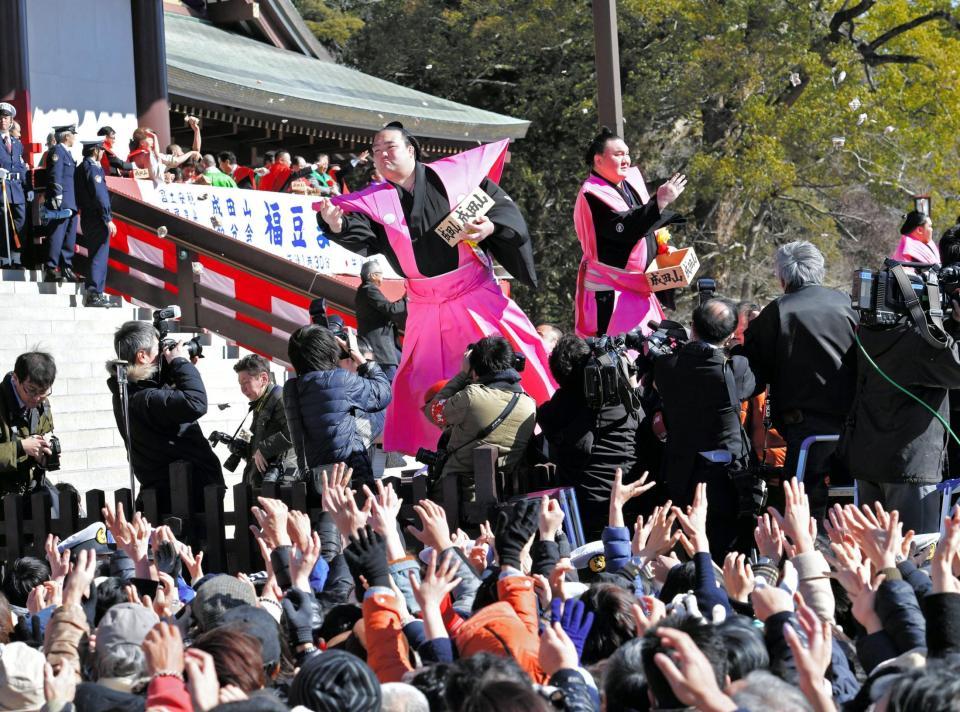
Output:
[331, 140, 509, 277]
[573, 167, 664, 336]
[892, 234, 940, 265]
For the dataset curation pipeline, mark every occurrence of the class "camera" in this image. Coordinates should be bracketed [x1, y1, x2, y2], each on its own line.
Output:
[153, 306, 204, 360]
[208, 430, 248, 472]
[584, 321, 688, 409]
[37, 434, 61, 472]
[261, 464, 284, 485]
[696, 277, 717, 306]
[852, 259, 960, 326]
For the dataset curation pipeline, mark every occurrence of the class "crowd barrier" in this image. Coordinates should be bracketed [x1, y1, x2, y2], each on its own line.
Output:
[0, 445, 564, 574]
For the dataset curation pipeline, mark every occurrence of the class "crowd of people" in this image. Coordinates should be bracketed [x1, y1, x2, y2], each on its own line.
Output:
[0, 109, 379, 303]
[5, 115, 960, 711]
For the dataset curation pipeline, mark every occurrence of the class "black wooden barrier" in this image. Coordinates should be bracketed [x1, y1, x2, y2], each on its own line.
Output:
[0, 447, 557, 573]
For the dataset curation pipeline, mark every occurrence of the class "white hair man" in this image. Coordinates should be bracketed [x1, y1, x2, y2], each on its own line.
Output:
[740, 240, 857, 516]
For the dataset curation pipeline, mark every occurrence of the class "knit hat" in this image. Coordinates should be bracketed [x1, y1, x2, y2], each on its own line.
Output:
[289, 650, 381, 712]
[901, 209, 928, 235]
[191, 575, 257, 632]
[96, 602, 159, 663]
[0, 642, 45, 711]
[220, 605, 282, 667]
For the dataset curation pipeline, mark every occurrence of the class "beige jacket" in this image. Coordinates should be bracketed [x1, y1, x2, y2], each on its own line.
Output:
[431, 372, 536, 494]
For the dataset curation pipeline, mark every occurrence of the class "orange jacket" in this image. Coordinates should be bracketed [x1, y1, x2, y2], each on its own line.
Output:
[453, 575, 546, 684]
[362, 590, 414, 683]
[740, 391, 786, 467]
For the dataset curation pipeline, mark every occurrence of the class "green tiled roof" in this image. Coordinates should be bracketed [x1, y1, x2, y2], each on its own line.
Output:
[165, 12, 529, 143]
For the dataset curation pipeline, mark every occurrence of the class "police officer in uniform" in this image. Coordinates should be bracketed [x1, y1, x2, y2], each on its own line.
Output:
[75, 139, 116, 307]
[44, 124, 79, 283]
[0, 103, 28, 267]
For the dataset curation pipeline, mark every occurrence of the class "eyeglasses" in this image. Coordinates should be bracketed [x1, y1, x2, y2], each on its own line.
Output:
[16, 378, 52, 399]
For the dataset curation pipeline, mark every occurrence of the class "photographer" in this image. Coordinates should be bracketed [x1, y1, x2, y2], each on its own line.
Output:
[0, 353, 57, 498]
[107, 322, 224, 513]
[841, 265, 960, 533]
[232, 355, 295, 487]
[654, 298, 755, 557]
[538, 334, 641, 540]
[423, 336, 536, 511]
[283, 325, 391, 497]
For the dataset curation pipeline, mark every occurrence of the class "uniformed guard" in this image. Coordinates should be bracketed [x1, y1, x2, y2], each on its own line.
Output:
[0, 102, 28, 267]
[44, 124, 79, 283]
[75, 139, 116, 307]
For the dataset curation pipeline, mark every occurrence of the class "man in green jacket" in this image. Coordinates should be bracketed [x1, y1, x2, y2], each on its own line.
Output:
[0, 352, 57, 497]
[234, 354, 295, 486]
[197, 153, 238, 188]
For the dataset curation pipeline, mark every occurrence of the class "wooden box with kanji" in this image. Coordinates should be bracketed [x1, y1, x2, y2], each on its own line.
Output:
[644, 247, 700, 292]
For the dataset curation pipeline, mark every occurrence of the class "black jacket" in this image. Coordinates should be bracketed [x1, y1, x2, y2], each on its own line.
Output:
[107, 358, 224, 497]
[841, 320, 960, 484]
[742, 284, 857, 428]
[242, 384, 296, 486]
[355, 282, 406, 366]
[537, 386, 639, 504]
[654, 341, 755, 502]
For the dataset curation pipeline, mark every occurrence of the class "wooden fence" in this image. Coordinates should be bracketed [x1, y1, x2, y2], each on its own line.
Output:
[0, 446, 558, 574]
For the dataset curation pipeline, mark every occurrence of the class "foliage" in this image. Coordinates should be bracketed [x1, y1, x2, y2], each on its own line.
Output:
[290, 0, 365, 56]
[308, 1, 960, 323]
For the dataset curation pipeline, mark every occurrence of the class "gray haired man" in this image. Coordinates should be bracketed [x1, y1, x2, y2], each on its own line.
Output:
[354, 259, 406, 382]
[741, 241, 857, 513]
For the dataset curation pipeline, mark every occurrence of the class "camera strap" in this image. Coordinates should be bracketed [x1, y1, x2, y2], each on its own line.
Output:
[445, 391, 523, 460]
[891, 265, 949, 350]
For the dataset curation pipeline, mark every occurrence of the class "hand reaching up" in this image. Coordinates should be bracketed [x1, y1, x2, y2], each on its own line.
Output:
[673, 482, 709, 554]
[609, 468, 655, 528]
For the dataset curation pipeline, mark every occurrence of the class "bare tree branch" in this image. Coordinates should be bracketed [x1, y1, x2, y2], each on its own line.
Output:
[866, 10, 956, 51]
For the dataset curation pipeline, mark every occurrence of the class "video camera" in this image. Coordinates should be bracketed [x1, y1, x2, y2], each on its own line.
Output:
[583, 321, 687, 410]
[852, 258, 960, 348]
[153, 306, 204, 360]
[852, 259, 960, 325]
[208, 430, 248, 472]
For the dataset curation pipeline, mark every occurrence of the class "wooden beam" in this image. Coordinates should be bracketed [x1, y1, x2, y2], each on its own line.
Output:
[207, 0, 260, 24]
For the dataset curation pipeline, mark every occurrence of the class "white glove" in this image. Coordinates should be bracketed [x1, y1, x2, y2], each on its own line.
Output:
[0, 168, 9, 180]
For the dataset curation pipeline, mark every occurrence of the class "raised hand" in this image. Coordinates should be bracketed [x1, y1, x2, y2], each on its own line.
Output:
[652, 627, 738, 712]
[314, 197, 344, 232]
[251, 497, 291, 549]
[538, 622, 580, 678]
[722, 553, 755, 603]
[364, 480, 406, 561]
[754, 513, 784, 564]
[185, 648, 220, 712]
[321, 466, 369, 539]
[673, 482, 709, 554]
[407, 499, 454, 553]
[933, 506, 960, 594]
[45, 535, 70, 583]
[609, 468, 655, 528]
[550, 598, 594, 661]
[179, 545, 204, 583]
[141, 622, 184, 678]
[784, 593, 838, 712]
[344, 525, 391, 588]
[291, 531, 322, 592]
[287, 510, 312, 552]
[63, 548, 97, 608]
[410, 549, 462, 612]
[43, 662, 77, 704]
[844, 503, 901, 571]
[769, 479, 814, 557]
[656, 173, 688, 211]
[539, 495, 565, 541]
[632, 596, 667, 636]
[494, 498, 541, 570]
[635, 503, 680, 559]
